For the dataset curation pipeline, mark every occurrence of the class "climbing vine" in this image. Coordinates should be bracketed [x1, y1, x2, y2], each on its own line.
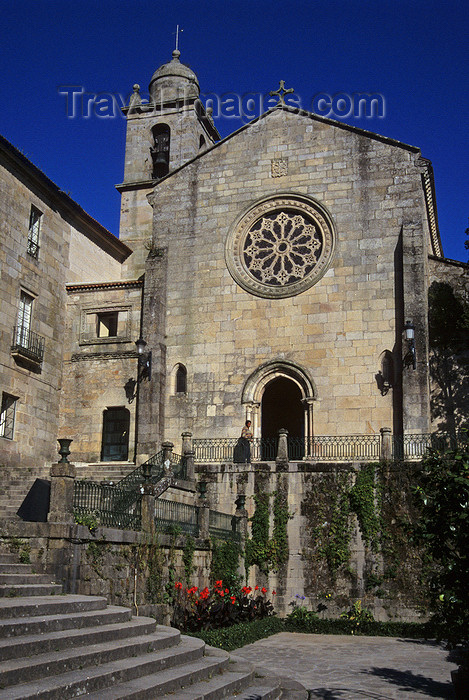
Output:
[182, 535, 195, 585]
[272, 489, 290, 567]
[210, 539, 242, 591]
[245, 490, 291, 574]
[349, 463, 381, 551]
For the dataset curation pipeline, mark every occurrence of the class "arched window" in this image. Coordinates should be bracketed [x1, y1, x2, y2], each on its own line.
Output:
[175, 364, 187, 394]
[151, 124, 170, 178]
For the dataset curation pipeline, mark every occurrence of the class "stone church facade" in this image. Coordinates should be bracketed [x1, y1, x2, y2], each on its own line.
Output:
[1, 48, 467, 484]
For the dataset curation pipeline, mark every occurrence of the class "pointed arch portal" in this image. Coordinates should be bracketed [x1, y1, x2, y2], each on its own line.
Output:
[242, 360, 317, 460]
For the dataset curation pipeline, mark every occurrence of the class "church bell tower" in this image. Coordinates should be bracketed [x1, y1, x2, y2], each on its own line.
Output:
[117, 50, 219, 277]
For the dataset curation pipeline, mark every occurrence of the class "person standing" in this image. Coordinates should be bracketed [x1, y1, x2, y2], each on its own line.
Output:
[240, 420, 253, 463]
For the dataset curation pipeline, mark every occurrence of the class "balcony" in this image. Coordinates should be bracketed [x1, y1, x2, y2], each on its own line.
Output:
[11, 325, 45, 368]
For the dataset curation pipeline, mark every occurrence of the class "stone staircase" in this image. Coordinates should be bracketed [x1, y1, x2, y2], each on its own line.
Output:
[0, 462, 135, 521]
[0, 550, 305, 699]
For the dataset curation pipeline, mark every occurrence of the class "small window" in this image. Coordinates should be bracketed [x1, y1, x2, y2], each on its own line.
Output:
[16, 291, 34, 345]
[0, 393, 17, 440]
[175, 364, 187, 393]
[97, 312, 118, 338]
[27, 206, 42, 258]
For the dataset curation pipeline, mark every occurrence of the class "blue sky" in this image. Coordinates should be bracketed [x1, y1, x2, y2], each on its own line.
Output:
[2, 0, 468, 261]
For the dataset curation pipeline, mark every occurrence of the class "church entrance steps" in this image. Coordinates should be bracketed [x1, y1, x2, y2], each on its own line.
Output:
[0, 549, 61, 597]
[0, 551, 291, 699]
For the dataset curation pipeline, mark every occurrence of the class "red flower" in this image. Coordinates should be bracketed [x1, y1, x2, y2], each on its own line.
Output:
[261, 587, 267, 594]
[225, 588, 229, 593]
[254, 585, 259, 591]
[219, 590, 224, 597]
[230, 596, 236, 605]
[175, 581, 182, 590]
[272, 590, 277, 595]
[215, 580, 222, 588]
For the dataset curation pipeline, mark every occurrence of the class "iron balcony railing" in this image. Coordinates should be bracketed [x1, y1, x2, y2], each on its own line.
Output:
[209, 509, 241, 542]
[193, 437, 278, 463]
[193, 435, 381, 462]
[11, 325, 45, 364]
[392, 432, 468, 460]
[73, 480, 142, 530]
[27, 239, 40, 259]
[154, 498, 199, 536]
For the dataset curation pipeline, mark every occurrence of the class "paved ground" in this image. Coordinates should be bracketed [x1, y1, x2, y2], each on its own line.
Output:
[234, 632, 457, 699]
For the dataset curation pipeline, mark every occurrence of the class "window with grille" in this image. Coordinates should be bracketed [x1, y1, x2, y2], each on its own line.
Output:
[0, 393, 17, 440]
[27, 206, 42, 258]
[16, 291, 34, 346]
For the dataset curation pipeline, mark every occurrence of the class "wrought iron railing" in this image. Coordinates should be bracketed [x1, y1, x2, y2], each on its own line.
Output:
[73, 480, 142, 530]
[193, 435, 381, 462]
[193, 437, 278, 463]
[111, 449, 187, 512]
[11, 325, 45, 363]
[209, 509, 241, 542]
[304, 435, 381, 461]
[154, 498, 199, 536]
[393, 432, 468, 460]
[27, 239, 40, 258]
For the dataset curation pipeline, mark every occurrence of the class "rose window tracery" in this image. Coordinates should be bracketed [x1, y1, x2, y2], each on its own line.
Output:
[225, 195, 335, 299]
[243, 210, 323, 287]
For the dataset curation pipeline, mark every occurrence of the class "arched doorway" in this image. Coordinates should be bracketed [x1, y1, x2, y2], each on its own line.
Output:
[261, 377, 304, 458]
[242, 359, 317, 461]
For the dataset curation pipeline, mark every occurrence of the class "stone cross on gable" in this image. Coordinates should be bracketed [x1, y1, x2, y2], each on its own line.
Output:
[269, 80, 295, 106]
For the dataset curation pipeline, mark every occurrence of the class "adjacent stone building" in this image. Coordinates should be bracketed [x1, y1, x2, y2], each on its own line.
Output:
[0, 134, 131, 476]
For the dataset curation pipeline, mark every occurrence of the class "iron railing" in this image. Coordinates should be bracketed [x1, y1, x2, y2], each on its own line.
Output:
[111, 449, 187, 512]
[304, 435, 381, 461]
[209, 509, 241, 542]
[393, 432, 468, 460]
[154, 498, 199, 536]
[193, 435, 381, 462]
[193, 437, 279, 463]
[11, 325, 44, 363]
[73, 480, 142, 530]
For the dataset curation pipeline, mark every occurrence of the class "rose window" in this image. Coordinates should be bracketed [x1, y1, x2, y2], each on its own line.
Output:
[226, 195, 335, 299]
[243, 210, 323, 287]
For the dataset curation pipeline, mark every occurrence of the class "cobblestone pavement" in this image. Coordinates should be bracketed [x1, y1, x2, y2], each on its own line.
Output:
[234, 632, 457, 699]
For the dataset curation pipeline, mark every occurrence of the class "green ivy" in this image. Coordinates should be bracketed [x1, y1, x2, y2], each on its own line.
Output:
[272, 489, 290, 567]
[245, 490, 291, 574]
[245, 492, 271, 574]
[182, 535, 195, 585]
[210, 538, 242, 591]
[349, 463, 381, 551]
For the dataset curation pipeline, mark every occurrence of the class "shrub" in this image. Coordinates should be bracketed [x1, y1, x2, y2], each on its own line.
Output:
[188, 616, 285, 651]
[171, 581, 276, 632]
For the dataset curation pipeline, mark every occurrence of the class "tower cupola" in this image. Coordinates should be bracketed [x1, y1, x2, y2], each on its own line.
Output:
[149, 50, 200, 104]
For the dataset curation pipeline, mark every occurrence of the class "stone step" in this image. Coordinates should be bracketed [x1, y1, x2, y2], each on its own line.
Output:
[0, 583, 62, 597]
[0, 604, 134, 638]
[0, 573, 53, 585]
[0, 554, 18, 564]
[0, 625, 185, 687]
[86, 651, 256, 700]
[0, 563, 35, 574]
[0, 616, 160, 661]
[0, 634, 210, 699]
[0, 594, 107, 619]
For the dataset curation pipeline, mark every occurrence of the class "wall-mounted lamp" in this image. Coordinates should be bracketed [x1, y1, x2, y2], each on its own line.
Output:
[403, 320, 416, 369]
[135, 337, 152, 381]
[124, 337, 152, 403]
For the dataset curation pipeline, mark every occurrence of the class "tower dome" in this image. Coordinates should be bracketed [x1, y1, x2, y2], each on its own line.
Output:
[149, 50, 200, 104]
